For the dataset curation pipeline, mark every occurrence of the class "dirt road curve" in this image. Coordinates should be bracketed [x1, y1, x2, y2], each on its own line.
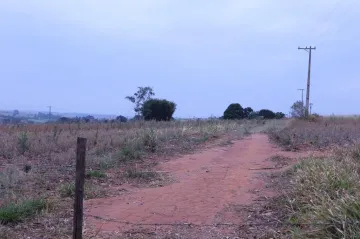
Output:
[85, 134, 303, 238]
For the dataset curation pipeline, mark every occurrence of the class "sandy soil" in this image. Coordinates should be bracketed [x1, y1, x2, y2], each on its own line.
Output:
[84, 134, 315, 238]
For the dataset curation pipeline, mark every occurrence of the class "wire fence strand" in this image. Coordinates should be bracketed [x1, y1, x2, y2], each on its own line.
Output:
[84, 213, 360, 228]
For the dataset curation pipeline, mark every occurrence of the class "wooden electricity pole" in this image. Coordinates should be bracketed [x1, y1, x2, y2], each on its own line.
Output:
[298, 46, 316, 117]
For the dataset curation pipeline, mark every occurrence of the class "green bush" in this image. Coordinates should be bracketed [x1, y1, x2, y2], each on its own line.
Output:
[141, 99, 176, 121]
[223, 103, 244, 120]
[258, 109, 276, 119]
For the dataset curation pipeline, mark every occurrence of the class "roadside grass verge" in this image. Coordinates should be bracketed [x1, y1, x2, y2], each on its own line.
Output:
[264, 118, 360, 238]
[282, 145, 360, 238]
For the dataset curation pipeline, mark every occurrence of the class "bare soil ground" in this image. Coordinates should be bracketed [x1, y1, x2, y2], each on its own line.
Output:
[84, 134, 319, 238]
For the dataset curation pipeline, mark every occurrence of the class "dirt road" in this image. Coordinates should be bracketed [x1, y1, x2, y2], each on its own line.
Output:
[85, 134, 306, 238]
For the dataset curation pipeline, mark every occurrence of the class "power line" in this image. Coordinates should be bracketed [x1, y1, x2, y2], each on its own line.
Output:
[315, 0, 356, 46]
[298, 46, 316, 117]
[85, 213, 360, 228]
[315, 0, 342, 41]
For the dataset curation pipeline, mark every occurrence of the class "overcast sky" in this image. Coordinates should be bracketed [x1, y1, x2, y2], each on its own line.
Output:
[0, 1, 359, 117]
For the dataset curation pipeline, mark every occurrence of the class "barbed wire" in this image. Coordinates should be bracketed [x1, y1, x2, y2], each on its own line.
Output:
[84, 213, 360, 228]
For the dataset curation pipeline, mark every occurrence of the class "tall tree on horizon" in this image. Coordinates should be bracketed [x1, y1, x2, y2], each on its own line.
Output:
[125, 86, 155, 116]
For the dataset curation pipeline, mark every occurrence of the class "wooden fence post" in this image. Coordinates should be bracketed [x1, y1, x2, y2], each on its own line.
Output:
[73, 137, 87, 239]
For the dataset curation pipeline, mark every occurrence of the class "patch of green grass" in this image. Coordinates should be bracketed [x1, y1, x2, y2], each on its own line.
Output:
[86, 170, 106, 178]
[0, 199, 46, 224]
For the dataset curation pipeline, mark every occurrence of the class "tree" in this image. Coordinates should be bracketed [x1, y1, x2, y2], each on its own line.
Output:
[125, 86, 155, 116]
[275, 112, 285, 119]
[258, 109, 276, 119]
[223, 103, 244, 120]
[141, 99, 176, 121]
[290, 101, 305, 118]
[116, 115, 128, 122]
[243, 107, 254, 118]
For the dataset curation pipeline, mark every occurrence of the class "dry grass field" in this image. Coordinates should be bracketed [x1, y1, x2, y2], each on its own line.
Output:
[3, 117, 360, 238]
[0, 119, 274, 238]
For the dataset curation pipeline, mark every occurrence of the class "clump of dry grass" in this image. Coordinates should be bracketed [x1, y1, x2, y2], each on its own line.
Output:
[284, 145, 360, 238]
[267, 117, 360, 150]
[0, 120, 251, 160]
[123, 167, 162, 182]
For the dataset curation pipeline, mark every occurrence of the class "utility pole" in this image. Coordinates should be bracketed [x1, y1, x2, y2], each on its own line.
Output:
[298, 46, 316, 117]
[297, 88, 304, 105]
[47, 106, 52, 121]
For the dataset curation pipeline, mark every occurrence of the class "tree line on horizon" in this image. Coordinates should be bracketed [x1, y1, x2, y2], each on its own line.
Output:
[53, 86, 294, 124]
[221, 103, 285, 120]
[121, 86, 286, 122]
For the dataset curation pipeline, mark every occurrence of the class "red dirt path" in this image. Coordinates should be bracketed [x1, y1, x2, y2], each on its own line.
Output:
[84, 134, 315, 238]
